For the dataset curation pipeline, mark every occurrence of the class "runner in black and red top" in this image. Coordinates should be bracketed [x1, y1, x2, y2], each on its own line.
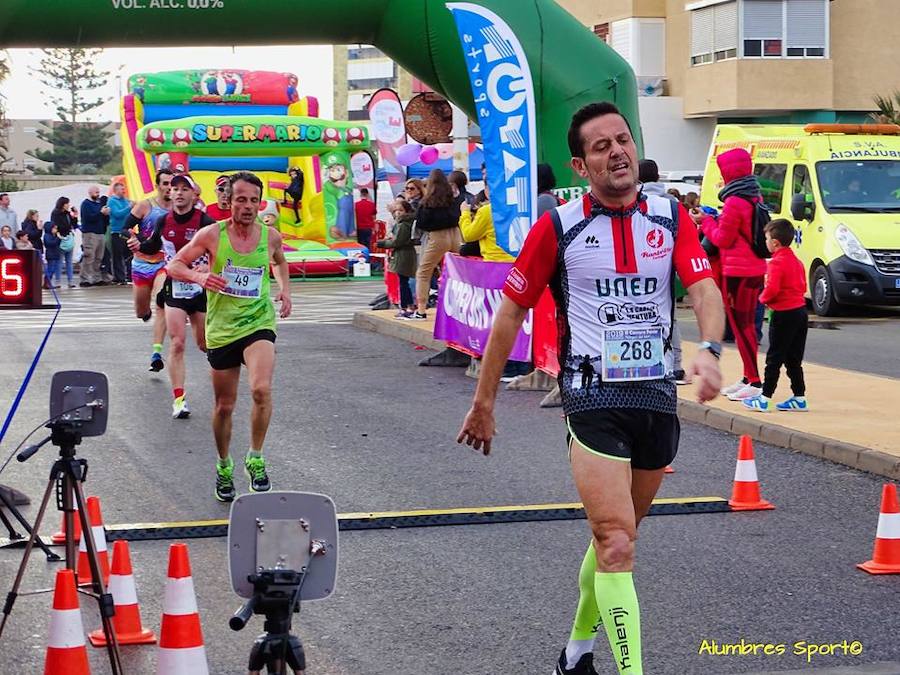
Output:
[457, 103, 726, 675]
[137, 173, 215, 420]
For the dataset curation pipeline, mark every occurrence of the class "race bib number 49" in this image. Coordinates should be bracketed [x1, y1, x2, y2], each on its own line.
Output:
[601, 327, 665, 382]
[221, 261, 264, 298]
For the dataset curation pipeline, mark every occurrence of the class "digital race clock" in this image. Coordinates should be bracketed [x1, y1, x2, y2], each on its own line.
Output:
[0, 249, 44, 309]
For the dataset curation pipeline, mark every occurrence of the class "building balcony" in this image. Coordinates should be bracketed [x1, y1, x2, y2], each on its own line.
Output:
[683, 58, 833, 117]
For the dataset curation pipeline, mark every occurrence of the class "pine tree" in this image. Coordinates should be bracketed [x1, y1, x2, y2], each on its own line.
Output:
[26, 48, 114, 174]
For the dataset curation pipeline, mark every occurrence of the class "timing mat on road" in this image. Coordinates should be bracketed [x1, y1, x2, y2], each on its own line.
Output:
[0, 497, 734, 546]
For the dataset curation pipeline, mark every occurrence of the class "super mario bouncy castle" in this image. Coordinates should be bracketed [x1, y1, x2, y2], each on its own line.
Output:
[120, 69, 371, 275]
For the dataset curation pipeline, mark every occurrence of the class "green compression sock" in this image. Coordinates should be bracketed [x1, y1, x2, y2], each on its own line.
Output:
[152, 342, 163, 355]
[594, 571, 643, 674]
[564, 542, 602, 667]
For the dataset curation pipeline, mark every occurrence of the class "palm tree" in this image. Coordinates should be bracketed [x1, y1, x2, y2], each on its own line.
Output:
[870, 91, 900, 125]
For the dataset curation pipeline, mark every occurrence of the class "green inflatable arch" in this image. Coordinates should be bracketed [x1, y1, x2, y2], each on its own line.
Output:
[0, 0, 640, 183]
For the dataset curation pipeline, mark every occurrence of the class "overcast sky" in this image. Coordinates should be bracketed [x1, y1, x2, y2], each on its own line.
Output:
[1, 46, 335, 122]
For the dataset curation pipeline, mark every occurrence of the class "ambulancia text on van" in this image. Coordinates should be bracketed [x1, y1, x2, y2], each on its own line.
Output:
[700, 124, 900, 316]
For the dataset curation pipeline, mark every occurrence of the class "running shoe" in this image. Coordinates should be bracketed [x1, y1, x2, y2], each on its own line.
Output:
[172, 396, 190, 419]
[720, 379, 746, 396]
[245, 454, 271, 492]
[149, 353, 164, 372]
[394, 310, 412, 319]
[403, 312, 428, 321]
[743, 395, 771, 412]
[215, 459, 236, 502]
[776, 396, 808, 412]
[727, 384, 762, 401]
[554, 649, 599, 675]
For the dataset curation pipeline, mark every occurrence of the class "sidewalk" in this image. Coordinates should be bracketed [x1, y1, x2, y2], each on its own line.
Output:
[354, 309, 900, 480]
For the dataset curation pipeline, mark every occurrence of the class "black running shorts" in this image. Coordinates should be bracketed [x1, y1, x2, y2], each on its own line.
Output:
[206, 329, 276, 371]
[162, 278, 207, 315]
[565, 408, 680, 470]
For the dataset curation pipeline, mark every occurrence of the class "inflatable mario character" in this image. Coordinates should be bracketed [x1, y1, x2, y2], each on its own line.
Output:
[172, 128, 192, 148]
[322, 128, 341, 147]
[145, 128, 165, 147]
[285, 74, 299, 103]
[345, 127, 365, 145]
[132, 76, 147, 102]
[258, 198, 280, 228]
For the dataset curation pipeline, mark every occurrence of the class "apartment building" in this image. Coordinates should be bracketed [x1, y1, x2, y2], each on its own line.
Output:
[0, 118, 121, 175]
[332, 45, 414, 122]
[558, 0, 898, 171]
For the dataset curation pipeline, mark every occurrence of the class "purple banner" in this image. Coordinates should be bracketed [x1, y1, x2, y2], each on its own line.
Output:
[434, 254, 532, 361]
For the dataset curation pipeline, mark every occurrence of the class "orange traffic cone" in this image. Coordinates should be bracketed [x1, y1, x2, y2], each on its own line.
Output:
[77, 496, 110, 586]
[44, 569, 91, 675]
[89, 540, 156, 646]
[51, 489, 80, 544]
[664, 465, 675, 474]
[157, 543, 209, 674]
[858, 483, 900, 575]
[728, 435, 775, 511]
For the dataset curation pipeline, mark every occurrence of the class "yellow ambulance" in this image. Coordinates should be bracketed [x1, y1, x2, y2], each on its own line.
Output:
[700, 124, 900, 315]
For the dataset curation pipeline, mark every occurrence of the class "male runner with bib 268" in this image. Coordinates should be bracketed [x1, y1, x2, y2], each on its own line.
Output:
[457, 103, 725, 675]
[168, 172, 292, 502]
[134, 173, 215, 419]
[126, 168, 173, 372]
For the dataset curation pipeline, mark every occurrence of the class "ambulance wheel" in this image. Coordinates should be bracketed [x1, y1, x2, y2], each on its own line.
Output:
[812, 264, 841, 317]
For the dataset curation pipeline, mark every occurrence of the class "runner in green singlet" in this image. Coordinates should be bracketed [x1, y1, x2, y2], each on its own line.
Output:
[167, 171, 292, 502]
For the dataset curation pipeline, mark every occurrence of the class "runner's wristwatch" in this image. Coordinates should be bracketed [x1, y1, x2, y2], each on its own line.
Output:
[699, 341, 722, 360]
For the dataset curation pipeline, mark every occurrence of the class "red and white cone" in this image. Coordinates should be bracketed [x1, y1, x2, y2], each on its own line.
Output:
[77, 496, 110, 586]
[728, 435, 775, 511]
[157, 543, 209, 674]
[44, 568, 91, 675]
[89, 540, 157, 646]
[858, 483, 900, 575]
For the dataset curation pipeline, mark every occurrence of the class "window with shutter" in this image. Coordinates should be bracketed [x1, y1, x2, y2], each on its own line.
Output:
[786, 0, 827, 55]
[691, 7, 714, 65]
[742, 0, 784, 57]
[713, 1, 738, 61]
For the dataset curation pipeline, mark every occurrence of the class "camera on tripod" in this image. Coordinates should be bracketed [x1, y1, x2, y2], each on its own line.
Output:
[228, 491, 339, 675]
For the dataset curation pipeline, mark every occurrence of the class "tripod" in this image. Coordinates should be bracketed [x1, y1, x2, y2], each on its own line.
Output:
[0, 474, 59, 561]
[231, 570, 308, 675]
[0, 425, 123, 674]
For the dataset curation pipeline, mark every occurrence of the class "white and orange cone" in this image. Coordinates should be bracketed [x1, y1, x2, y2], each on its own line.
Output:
[89, 540, 156, 646]
[44, 568, 91, 675]
[728, 435, 775, 511]
[858, 483, 900, 575]
[77, 496, 110, 586]
[51, 488, 81, 544]
[157, 543, 209, 674]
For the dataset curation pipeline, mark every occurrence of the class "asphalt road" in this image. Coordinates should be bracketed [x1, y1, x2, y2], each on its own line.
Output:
[0, 282, 897, 674]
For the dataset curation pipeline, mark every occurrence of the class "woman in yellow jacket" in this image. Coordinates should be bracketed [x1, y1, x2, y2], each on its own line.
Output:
[458, 184, 514, 263]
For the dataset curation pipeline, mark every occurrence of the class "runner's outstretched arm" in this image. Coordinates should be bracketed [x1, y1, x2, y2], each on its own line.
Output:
[268, 228, 292, 318]
[457, 296, 529, 455]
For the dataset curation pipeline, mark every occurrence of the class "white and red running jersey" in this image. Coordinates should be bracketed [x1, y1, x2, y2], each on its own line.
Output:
[503, 192, 714, 415]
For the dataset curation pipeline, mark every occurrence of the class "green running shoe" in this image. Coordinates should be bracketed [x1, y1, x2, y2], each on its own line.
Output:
[244, 454, 271, 493]
[215, 458, 236, 502]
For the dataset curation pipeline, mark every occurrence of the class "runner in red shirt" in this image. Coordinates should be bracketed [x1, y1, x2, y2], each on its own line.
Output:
[457, 102, 726, 675]
[354, 187, 377, 250]
[205, 175, 232, 222]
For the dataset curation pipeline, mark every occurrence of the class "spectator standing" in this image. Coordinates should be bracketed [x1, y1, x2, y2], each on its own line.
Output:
[107, 182, 133, 284]
[14, 230, 33, 249]
[20, 210, 44, 254]
[403, 179, 424, 210]
[449, 169, 475, 215]
[80, 185, 111, 286]
[537, 163, 562, 217]
[51, 197, 79, 288]
[0, 193, 17, 232]
[42, 221, 62, 288]
[205, 175, 232, 221]
[354, 187, 377, 250]
[0, 225, 13, 250]
[285, 167, 305, 223]
[695, 148, 767, 400]
[640, 158, 689, 384]
[459, 182, 513, 263]
[743, 219, 809, 413]
[377, 198, 418, 317]
[408, 169, 461, 320]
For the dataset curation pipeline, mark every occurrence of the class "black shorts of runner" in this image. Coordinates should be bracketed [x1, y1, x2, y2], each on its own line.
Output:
[207, 329, 276, 371]
[162, 278, 207, 315]
[566, 408, 680, 470]
[156, 288, 165, 309]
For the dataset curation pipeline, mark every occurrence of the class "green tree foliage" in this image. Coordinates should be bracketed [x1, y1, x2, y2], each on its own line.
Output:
[26, 48, 114, 174]
[870, 91, 900, 125]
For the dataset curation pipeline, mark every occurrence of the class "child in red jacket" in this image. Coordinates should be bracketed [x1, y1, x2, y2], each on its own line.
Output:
[744, 219, 809, 412]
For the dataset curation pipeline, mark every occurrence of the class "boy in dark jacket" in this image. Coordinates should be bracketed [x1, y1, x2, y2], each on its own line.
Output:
[42, 222, 62, 288]
[744, 219, 809, 412]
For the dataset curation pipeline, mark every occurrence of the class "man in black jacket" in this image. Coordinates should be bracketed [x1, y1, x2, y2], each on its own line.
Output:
[79, 186, 110, 286]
